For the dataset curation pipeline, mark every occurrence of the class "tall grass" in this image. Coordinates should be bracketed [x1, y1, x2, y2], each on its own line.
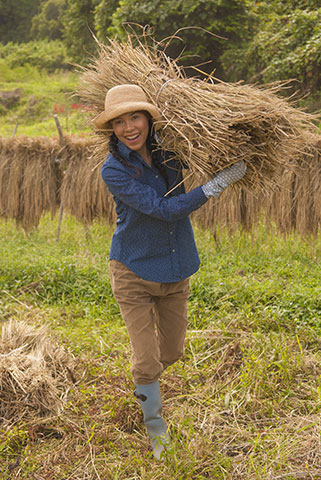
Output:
[1, 216, 321, 479]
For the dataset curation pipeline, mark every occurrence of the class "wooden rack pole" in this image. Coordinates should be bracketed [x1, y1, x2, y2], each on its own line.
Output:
[12, 124, 18, 137]
[54, 114, 64, 242]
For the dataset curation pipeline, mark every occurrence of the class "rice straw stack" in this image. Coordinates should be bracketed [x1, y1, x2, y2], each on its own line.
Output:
[0, 320, 75, 427]
[265, 133, 321, 235]
[192, 187, 264, 234]
[78, 35, 317, 192]
[0, 136, 61, 231]
[59, 136, 115, 223]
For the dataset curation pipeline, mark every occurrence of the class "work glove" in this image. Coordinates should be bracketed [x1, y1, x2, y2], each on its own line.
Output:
[201, 160, 247, 199]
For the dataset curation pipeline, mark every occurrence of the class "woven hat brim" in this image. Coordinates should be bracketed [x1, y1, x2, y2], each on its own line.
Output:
[92, 102, 161, 130]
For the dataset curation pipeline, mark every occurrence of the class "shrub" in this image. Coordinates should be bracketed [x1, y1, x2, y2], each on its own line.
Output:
[0, 40, 72, 72]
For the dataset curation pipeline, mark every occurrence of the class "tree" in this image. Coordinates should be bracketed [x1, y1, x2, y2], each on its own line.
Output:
[0, 0, 41, 43]
[221, 2, 321, 96]
[107, 0, 251, 79]
[31, 0, 67, 40]
[61, 0, 99, 63]
[94, 0, 120, 42]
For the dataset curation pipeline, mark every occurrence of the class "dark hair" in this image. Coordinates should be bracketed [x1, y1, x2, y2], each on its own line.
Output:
[146, 120, 170, 190]
[108, 132, 142, 177]
[108, 115, 169, 190]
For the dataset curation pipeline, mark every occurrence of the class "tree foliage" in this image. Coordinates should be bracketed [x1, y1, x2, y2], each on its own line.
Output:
[106, 0, 250, 78]
[1, 0, 321, 100]
[31, 0, 67, 40]
[94, 0, 120, 41]
[0, 40, 71, 71]
[0, 0, 41, 43]
[222, 1, 321, 94]
[61, 0, 98, 63]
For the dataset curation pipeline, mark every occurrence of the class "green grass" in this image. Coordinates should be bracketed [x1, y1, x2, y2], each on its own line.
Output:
[1, 216, 321, 479]
[0, 63, 90, 137]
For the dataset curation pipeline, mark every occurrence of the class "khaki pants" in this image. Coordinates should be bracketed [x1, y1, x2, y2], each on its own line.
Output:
[109, 260, 190, 385]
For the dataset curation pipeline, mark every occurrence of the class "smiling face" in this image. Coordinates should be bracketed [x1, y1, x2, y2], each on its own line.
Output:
[111, 111, 150, 159]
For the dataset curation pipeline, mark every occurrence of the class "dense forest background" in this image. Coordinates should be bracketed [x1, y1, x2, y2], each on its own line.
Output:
[1, 0, 320, 90]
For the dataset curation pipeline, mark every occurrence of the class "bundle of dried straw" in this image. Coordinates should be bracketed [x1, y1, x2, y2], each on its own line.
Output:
[0, 320, 75, 427]
[192, 133, 321, 236]
[78, 35, 317, 192]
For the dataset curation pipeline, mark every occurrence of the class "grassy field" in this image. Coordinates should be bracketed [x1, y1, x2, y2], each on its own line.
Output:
[0, 65, 90, 138]
[1, 215, 321, 479]
[1, 58, 321, 479]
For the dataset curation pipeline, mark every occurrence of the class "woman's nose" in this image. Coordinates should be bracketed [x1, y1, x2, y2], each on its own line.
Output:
[124, 120, 134, 131]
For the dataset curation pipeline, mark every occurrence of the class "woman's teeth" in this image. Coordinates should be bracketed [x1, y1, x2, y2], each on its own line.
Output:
[127, 134, 139, 140]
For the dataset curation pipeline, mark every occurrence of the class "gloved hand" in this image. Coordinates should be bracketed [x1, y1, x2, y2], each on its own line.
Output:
[201, 160, 247, 198]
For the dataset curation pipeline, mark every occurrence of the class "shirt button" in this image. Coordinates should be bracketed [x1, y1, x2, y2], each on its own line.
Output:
[170, 231, 173, 235]
[155, 175, 159, 178]
[172, 249, 175, 253]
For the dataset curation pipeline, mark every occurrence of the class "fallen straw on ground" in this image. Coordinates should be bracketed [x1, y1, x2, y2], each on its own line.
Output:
[0, 320, 75, 428]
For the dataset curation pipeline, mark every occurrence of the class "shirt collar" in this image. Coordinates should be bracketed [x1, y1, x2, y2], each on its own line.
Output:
[118, 140, 153, 168]
[118, 140, 134, 161]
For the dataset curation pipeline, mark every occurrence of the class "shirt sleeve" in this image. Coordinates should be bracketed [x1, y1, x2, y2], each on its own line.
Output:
[101, 162, 208, 222]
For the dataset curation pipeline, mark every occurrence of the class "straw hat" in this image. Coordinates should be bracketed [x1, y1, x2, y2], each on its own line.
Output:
[92, 84, 161, 129]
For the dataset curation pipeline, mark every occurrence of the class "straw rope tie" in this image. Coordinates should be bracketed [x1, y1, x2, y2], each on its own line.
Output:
[155, 79, 176, 145]
[156, 79, 176, 103]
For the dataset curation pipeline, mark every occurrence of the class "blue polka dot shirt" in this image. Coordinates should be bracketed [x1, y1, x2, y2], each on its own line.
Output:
[101, 141, 208, 283]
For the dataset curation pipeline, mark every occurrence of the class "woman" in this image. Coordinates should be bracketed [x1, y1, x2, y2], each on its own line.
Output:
[93, 84, 246, 460]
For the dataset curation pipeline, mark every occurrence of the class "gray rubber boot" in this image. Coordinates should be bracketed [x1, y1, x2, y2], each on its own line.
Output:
[134, 380, 170, 460]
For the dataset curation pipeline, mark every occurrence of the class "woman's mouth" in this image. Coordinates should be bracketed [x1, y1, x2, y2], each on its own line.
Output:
[126, 134, 140, 142]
